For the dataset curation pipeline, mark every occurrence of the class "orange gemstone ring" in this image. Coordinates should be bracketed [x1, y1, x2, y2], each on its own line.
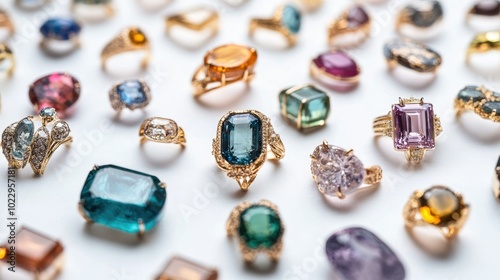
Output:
[101, 26, 151, 72]
[191, 44, 257, 97]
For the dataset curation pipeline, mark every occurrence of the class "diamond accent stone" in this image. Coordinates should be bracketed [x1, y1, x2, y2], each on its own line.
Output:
[143, 118, 178, 141]
[30, 127, 49, 170]
[1, 123, 16, 162]
[51, 121, 70, 141]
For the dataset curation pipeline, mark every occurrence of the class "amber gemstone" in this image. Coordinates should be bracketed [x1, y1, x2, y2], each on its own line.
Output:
[156, 256, 218, 280]
[419, 186, 461, 226]
[204, 44, 257, 81]
[129, 28, 147, 45]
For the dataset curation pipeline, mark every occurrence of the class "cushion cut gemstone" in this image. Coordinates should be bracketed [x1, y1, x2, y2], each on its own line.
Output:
[204, 45, 257, 81]
[471, 0, 500, 16]
[238, 205, 282, 249]
[281, 4, 301, 34]
[457, 86, 485, 103]
[29, 73, 81, 116]
[384, 39, 442, 72]
[279, 85, 330, 129]
[419, 186, 461, 226]
[117, 80, 148, 106]
[392, 102, 435, 150]
[12, 118, 35, 161]
[325, 227, 405, 280]
[40, 18, 81, 41]
[156, 256, 218, 280]
[221, 113, 262, 165]
[80, 165, 167, 234]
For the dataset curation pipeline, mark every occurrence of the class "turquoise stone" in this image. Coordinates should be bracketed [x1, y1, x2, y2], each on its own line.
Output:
[281, 4, 301, 34]
[12, 118, 34, 161]
[238, 205, 282, 249]
[482, 101, 500, 116]
[279, 85, 330, 129]
[80, 165, 167, 234]
[457, 86, 485, 103]
[221, 113, 263, 165]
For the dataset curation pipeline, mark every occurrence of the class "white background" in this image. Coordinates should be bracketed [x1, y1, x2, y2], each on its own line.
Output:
[1, 0, 500, 279]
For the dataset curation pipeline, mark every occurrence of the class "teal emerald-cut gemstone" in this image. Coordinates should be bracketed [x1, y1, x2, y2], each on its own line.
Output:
[482, 101, 500, 116]
[457, 86, 485, 103]
[80, 165, 167, 234]
[221, 112, 263, 165]
[281, 4, 301, 34]
[238, 205, 282, 249]
[12, 118, 35, 161]
[279, 85, 330, 129]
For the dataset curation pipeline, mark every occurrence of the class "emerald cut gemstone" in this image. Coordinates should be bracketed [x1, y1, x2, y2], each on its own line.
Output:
[457, 86, 485, 103]
[80, 165, 166, 234]
[279, 85, 330, 129]
[238, 205, 282, 249]
[221, 112, 263, 165]
[281, 4, 301, 34]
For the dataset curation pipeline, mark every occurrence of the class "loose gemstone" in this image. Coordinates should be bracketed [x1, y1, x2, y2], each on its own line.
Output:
[457, 85, 485, 103]
[419, 186, 461, 226]
[310, 144, 365, 196]
[156, 256, 218, 280]
[471, 0, 500, 16]
[40, 107, 56, 117]
[325, 227, 405, 280]
[221, 113, 262, 165]
[128, 28, 148, 45]
[346, 5, 370, 28]
[238, 205, 282, 249]
[142, 118, 178, 141]
[281, 4, 301, 34]
[392, 102, 435, 150]
[312, 50, 360, 79]
[40, 18, 81, 41]
[80, 165, 167, 234]
[384, 39, 442, 72]
[117, 80, 148, 107]
[403, 0, 443, 28]
[12, 118, 35, 161]
[29, 73, 81, 115]
[204, 45, 257, 81]
[482, 101, 500, 116]
[279, 85, 330, 129]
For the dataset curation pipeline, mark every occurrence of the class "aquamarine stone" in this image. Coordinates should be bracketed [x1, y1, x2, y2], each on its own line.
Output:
[221, 113, 262, 165]
[80, 165, 167, 234]
[12, 118, 34, 161]
[281, 4, 301, 34]
[40, 107, 56, 117]
[279, 85, 330, 129]
[117, 80, 148, 107]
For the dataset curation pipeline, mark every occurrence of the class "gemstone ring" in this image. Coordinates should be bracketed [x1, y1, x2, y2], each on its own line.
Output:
[0, 9, 15, 39]
[454, 85, 500, 122]
[403, 186, 469, 239]
[165, 6, 219, 44]
[226, 200, 284, 262]
[395, 0, 444, 40]
[493, 156, 500, 200]
[109, 79, 151, 112]
[310, 49, 361, 91]
[1, 108, 73, 175]
[328, 5, 371, 48]
[39, 17, 82, 56]
[384, 38, 442, 76]
[156, 256, 218, 280]
[466, 0, 500, 29]
[139, 117, 186, 146]
[466, 31, 500, 65]
[29, 73, 81, 117]
[249, 3, 302, 47]
[297, 0, 323, 12]
[373, 97, 442, 163]
[212, 110, 285, 191]
[101, 26, 151, 72]
[71, 0, 115, 20]
[0, 43, 15, 77]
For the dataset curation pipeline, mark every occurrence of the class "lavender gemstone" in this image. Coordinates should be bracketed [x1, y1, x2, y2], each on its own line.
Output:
[325, 227, 405, 280]
[347, 5, 370, 28]
[313, 50, 359, 78]
[471, 0, 500, 16]
[392, 102, 435, 150]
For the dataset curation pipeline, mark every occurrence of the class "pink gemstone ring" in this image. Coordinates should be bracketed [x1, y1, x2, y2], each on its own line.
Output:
[328, 5, 371, 48]
[310, 49, 360, 91]
[373, 97, 443, 163]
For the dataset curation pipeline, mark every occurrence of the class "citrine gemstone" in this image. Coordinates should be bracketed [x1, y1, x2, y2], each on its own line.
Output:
[279, 85, 330, 129]
[204, 44, 257, 81]
[129, 28, 147, 45]
[238, 205, 282, 249]
[221, 112, 263, 165]
[419, 186, 460, 226]
[156, 256, 218, 280]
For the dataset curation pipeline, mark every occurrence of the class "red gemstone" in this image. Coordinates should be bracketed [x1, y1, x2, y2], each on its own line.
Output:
[29, 73, 80, 116]
[347, 5, 370, 29]
[313, 50, 360, 78]
[471, 0, 500, 16]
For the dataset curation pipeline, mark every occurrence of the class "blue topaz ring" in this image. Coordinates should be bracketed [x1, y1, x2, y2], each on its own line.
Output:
[1, 108, 73, 175]
[212, 110, 285, 191]
[0, 9, 15, 38]
[101, 26, 151, 72]
[109, 79, 151, 112]
[40, 17, 82, 56]
[139, 117, 186, 146]
[0, 44, 15, 76]
[226, 200, 284, 262]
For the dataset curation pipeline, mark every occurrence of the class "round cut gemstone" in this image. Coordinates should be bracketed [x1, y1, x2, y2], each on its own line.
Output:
[238, 205, 282, 249]
[384, 39, 442, 72]
[204, 45, 257, 81]
[117, 80, 148, 106]
[471, 0, 500, 16]
[310, 144, 365, 196]
[313, 50, 360, 79]
[457, 86, 485, 103]
[281, 4, 301, 34]
[419, 186, 460, 226]
[12, 118, 35, 161]
[346, 5, 369, 28]
[40, 18, 81, 41]
[29, 73, 80, 115]
[482, 101, 500, 116]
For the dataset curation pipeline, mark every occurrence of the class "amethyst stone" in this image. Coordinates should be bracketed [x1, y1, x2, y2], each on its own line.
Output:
[346, 5, 370, 29]
[312, 50, 359, 79]
[392, 102, 435, 150]
[471, 0, 500, 16]
[325, 227, 405, 280]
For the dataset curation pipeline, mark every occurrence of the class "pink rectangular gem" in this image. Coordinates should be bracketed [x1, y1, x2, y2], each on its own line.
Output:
[392, 103, 435, 150]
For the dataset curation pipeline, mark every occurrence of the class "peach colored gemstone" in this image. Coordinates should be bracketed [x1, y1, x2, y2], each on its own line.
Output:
[204, 44, 257, 81]
[156, 256, 218, 280]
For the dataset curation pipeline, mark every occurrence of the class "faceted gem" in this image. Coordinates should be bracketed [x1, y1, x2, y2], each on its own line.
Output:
[471, 0, 500, 16]
[238, 205, 282, 249]
[221, 113, 262, 165]
[346, 5, 370, 28]
[204, 44, 257, 81]
[419, 186, 461, 226]
[457, 85, 485, 103]
[403, 0, 443, 28]
[40, 107, 56, 117]
[384, 39, 442, 72]
[392, 102, 435, 150]
[310, 144, 365, 196]
[313, 50, 360, 79]
[279, 85, 330, 129]
[325, 227, 405, 280]
[141, 117, 178, 141]
[80, 165, 167, 234]
[469, 31, 500, 51]
[29, 73, 81, 115]
[40, 18, 81, 41]
[281, 4, 301, 34]
[157, 256, 218, 280]
[12, 118, 35, 161]
[482, 101, 500, 116]
[117, 80, 148, 107]
[128, 28, 147, 45]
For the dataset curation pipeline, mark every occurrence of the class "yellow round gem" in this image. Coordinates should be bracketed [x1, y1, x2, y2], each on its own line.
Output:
[128, 28, 147, 45]
[419, 186, 460, 226]
[204, 44, 257, 81]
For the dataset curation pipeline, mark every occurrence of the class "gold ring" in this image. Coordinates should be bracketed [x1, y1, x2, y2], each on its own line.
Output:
[466, 1, 500, 28]
[328, 5, 370, 48]
[165, 6, 219, 42]
[226, 200, 284, 262]
[71, 0, 115, 20]
[139, 117, 186, 146]
[297, 0, 323, 12]
[101, 26, 151, 72]
[403, 186, 469, 239]
[0, 9, 14, 38]
[373, 97, 442, 163]
[454, 85, 500, 122]
[15, 0, 51, 10]
[493, 156, 500, 200]
[212, 110, 285, 191]
[310, 141, 382, 199]
[109, 79, 151, 112]
[249, 3, 302, 47]
[39, 18, 82, 56]
[466, 31, 500, 62]
[395, 1, 444, 40]
[1, 107, 73, 175]
[191, 44, 257, 97]
[0, 43, 15, 77]
[384, 38, 442, 74]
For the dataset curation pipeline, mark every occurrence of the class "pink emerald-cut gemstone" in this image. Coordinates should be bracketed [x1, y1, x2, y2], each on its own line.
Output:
[392, 102, 435, 150]
[347, 5, 370, 28]
[29, 73, 80, 116]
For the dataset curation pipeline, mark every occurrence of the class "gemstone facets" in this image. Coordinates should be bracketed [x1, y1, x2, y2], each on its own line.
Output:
[325, 227, 405, 280]
[156, 256, 218, 280]
[281, 4, 301, 34]
[140, 117, 178, 142]
[12, 118, 35, 161]
[79, 165, 167, 234]
[204, 45, 257, 81]
[311, 50, 360, 90]
[221, 113, 263, 165]
[279, 85, 330, 130]
[419, 187, 460, 226]
[110, 79, 150, 111]
[384, 39, 442, 73]
[40, 18, 81, 40]
[392, 102, 435, 150]
[29, 73, 81, 115]
[238, 205, 282, 249]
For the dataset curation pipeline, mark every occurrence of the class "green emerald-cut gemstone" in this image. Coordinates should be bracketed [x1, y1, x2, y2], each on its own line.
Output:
[482, 101, 500, 116]
[80, 164, 166, 234]
[457, 86, 485, 103]
[279, 85, 330, 129]
[238, 205, 282, 249]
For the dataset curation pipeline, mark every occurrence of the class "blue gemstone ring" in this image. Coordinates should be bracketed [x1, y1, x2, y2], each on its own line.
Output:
[249, 3, 302, 47]
[139, 117, 186, 146]
[213, 110, 285, 191]
[109, 79, 151, 112]
[39, 17, 82, 55]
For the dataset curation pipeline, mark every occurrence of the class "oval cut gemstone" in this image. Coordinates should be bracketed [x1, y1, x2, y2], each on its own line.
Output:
[471, 0, 500, 16]
[281, 4, 301, 34]
[128, 28, 148, 45]
[392, 102, 435, 150]
[40, 18, 81, 41]
[80, 165, 167, 234]
[313, 50, 360, 79]
[457, 85, 485, 103]
[12, 118, 35, 161]
[279, 85, 330, 129]
[221, 113, 262, 165]
[204, 45, 257, 81]
[482, 101, 500, 116]
[384, 39, 442, 72]
[29, 73, 80, 116]
[117, 80, 148, 106]
[238, 205, 282, 249]
[419, 186, 460, 226]
[40, 107, 56, 118]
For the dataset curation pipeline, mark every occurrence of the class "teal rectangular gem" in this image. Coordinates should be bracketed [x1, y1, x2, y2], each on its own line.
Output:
[279, 85, 330, 129]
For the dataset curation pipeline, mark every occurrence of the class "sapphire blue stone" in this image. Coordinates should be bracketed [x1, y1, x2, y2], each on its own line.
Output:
[281, 4, 301, 34]
[40, 18, 81, 41]
[117, 80, 148, 107]
[221, 113, 263, 165]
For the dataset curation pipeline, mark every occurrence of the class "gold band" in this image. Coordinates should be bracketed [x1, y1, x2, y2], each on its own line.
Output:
[328, 7, 370, 47]
[466, 31, 500, 61]
[139, 117, 186, 146]
[0, 44, 15, 76]
[249, 18, 297, 46]
[101, 26, 151, 71]
[165, 7, 218, 33]
[191, 65, 254, 97]
[454, 85, 500, 122]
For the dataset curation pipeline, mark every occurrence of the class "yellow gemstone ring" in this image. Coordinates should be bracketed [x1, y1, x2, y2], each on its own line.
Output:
[403, 186, 469, 239]
[466, 31, 500, 63]
[101, 26, 151, 72]
[139, 117, 186, 146]
[0, 43, 15, 77]
[0, 9, 14, 39]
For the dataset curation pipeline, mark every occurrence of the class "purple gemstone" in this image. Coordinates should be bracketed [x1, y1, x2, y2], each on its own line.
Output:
[325, 227, 405, 280]
[392, 102, 435, 150]
[347, 5, 370, 28]
[313, 50, 359, 79]
[471, 0, 500, 16]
